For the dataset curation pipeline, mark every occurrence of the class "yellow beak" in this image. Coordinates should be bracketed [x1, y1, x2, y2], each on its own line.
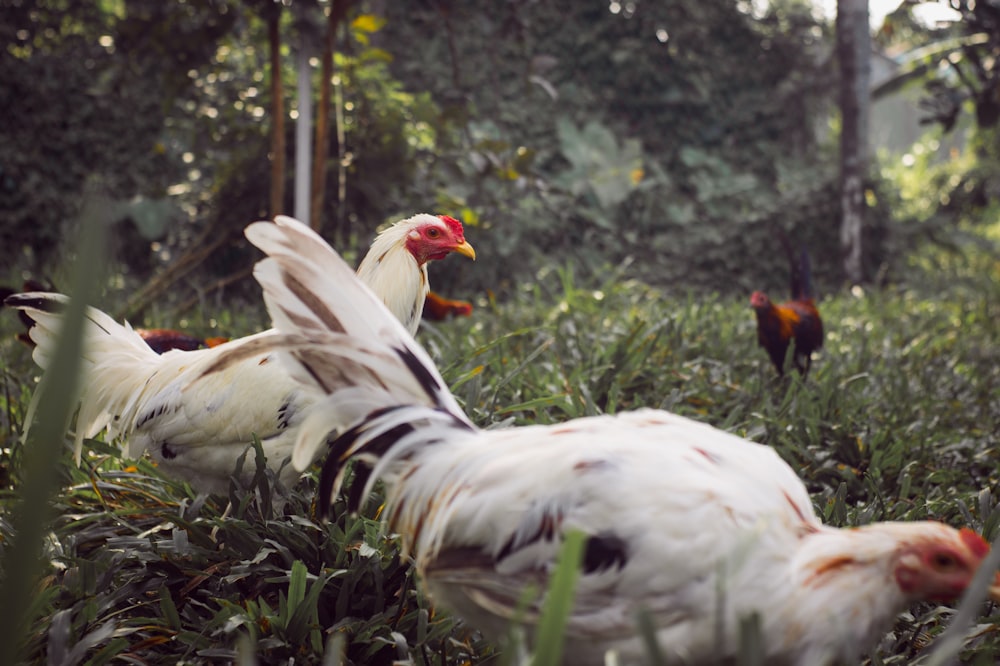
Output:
[454, 240, 476, 260]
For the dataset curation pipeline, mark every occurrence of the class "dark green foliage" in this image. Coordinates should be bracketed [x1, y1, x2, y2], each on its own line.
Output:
[0, 1, 236, 274]
[1, 450, 493, 665]
[377, 0, 861, 293]
[3, 0, 859, 306]
[903, 0, 1000, 133]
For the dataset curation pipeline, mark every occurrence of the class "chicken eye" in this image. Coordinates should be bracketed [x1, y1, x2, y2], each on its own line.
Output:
[426, 228, 441, 239]
[932, 552, 958, 570]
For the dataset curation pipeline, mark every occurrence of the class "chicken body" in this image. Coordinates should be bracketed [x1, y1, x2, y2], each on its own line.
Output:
[243, 216, 1000, 665]
[5, 214, 473, 494]
[337, 409, 985, 665]
[751, 242, 823, 376]
[750, 293, 823, 376]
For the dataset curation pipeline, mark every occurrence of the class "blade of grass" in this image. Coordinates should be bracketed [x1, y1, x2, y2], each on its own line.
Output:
[235, 632, 257, 666]
[530, 529, 585, 666]
[323, 632, 346, 666]
[636, 607, 667, 666]
[285, 559, 309, 624]
[0, 193, 109, 664]
[736, 612, 765, 666]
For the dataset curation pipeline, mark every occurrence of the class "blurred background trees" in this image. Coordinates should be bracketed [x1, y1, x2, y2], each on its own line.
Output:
[0, 0, 995, 319]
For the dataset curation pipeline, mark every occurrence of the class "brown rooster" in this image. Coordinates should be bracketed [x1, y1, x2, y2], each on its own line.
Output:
[750, 237, 823, 377]
[422, 290, 473, 321]
[135, 329, 229, 353]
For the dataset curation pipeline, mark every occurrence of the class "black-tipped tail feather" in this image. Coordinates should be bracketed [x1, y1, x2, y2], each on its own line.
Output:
[318, 406, 475, 517]
[4, 292, 68, 313]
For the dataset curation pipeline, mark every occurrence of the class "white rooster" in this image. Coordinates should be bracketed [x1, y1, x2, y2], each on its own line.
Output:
[243, 216, 1000, 665]
[5, 213, 474, 494]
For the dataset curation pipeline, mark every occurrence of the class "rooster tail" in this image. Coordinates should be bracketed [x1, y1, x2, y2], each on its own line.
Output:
[774, 228, 814, 301]
[4, 292, 161, 462]
[244, 216, 473, 477]
[3, 279, 57, 344]
[792, 245, 815, 301]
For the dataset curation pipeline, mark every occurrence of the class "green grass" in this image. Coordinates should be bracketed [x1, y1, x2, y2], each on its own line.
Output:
[0, 236, 998, 664]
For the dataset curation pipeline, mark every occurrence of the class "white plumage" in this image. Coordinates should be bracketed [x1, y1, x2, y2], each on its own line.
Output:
[6, 213, 473, 494]
[244, 215, 1000, 665]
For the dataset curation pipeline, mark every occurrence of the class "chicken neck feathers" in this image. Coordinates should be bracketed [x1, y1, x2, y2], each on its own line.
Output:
[356, 215, 436, 336]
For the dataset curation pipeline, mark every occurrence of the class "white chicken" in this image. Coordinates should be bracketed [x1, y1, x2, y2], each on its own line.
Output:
[243, 215, 1000, 665]
[5, 213, 474, 494]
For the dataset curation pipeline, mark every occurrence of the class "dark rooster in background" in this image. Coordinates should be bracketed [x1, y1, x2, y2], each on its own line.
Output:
[133, 329, 229, 353]
[750, 234, 824, 377]
[2, 279, 229, 354]
[422, 290, 473, 321]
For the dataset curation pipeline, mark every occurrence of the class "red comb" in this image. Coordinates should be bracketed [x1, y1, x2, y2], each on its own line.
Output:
[437, 215, 465, 239]
[959, 528, 990, 558]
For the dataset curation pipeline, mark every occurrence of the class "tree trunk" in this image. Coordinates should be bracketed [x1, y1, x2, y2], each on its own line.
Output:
[837, 0, 870, 285]
[294, 45, 312, 223]
[310, 5, 334, 233]
[311, 0, 354, 236]
[268, 9, 286, 218]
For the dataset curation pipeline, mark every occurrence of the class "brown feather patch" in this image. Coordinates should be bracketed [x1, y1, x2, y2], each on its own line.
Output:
[782, 490, 820, 536]
[282, 270, 346, 334]
[200, 337, 283, 377]
[803, 555, 858, 587]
